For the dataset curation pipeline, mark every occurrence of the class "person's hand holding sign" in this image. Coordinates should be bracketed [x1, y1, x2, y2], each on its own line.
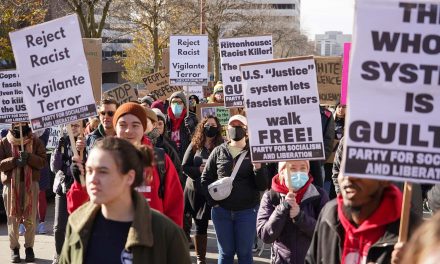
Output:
[285, 192, 300, 219]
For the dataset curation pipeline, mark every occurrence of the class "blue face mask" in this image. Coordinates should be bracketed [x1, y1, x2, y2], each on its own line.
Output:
[171, 104, 183, 117]
[286, 171, 309, 191]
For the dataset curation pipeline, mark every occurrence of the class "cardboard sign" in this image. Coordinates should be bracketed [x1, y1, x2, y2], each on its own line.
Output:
[220, 36, 273, 108]
[341, 43, 351, 105]
[9, 14, 97, 130]
[196, 103, 230, 137]
[83, 38, 102, 103]
[142, 70, 182, 100]
[342, 0, 440, 184]
[103, 82, 138, 105]
[0, 70, 28, 123]
[315, 56, 342, 105]
[169, 35, 208, 86]
[241, 56, 324, 162]
[47, 126, 62, 149]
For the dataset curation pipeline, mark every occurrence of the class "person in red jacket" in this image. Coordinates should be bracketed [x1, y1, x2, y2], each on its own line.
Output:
[67, 103, 184, 227]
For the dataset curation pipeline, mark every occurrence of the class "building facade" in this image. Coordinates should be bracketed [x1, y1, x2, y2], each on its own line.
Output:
[315, 31, 352, 56]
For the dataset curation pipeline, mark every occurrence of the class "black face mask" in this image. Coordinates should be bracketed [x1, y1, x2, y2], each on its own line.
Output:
[228, 126, 246, 141]
[204, 125, 218, 138]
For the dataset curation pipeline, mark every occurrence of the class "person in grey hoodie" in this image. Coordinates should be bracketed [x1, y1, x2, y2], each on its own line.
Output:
[257, 160, 328, 264]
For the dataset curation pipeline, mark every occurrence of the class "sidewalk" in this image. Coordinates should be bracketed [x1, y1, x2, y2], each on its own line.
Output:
[1, 200, 271, 263]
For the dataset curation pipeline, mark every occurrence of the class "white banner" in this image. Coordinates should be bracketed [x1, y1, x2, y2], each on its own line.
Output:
[220, 36, 273, 108]
[342, 0, 440, 184]
[169, 35, 208, 86]
[0, 70, 28, 123]
[47, 126, 62, 149]
[185, 85, 204, 99]
[241, 57, 324, 162]
[9, 14, 97, 131]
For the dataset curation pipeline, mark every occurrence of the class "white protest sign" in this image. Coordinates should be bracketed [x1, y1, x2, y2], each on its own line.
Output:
[185, 85, 204, 99]
[9, 14, 97, 131]
[0, 70, 28, 123]
[342, 0, 440, 184]
[169, 35, 208, 86]
[47, 126, 62, 149]
[241, 56, 324, 162]
[220, 36, 273, 108]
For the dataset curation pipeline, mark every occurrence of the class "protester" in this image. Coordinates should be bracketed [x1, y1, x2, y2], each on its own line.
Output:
[399, 211, 440, 264]
[50, 121, 81, 264]
[305, 173, 421, 264]
[309, 106, 335, 188]
[59, 137, 191, 263]
[188, 94, 200, 113]
[151, 108, 179, 157]
[80, 98, 119, 156]
[151, 100, 166, 114]
[201, 115, 268, 264]
[324, 102, 346, 198]
[257, 160, 328, 263]
[36, 128, 51, 235]
[140, 95, 154, 108]
[182, 116, 224, 263]
[208, 81, 224, 104]
[166, 91, 198, 160]
[83, 117, 100, 136]
[0, 122, 47, 263]
[68, 103, 184, 227]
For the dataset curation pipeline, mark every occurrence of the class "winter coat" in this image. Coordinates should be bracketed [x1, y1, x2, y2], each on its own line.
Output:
[257, 185, 328, 264]
[304, 199, 421, 264]
[201, 142, 268, 211]
[166, 111, 198, 160]
[0, 135, 46, 184]
[85, 124, 106, 157]
[50, 135, 75, 195]
[59, 191, 191, 264]
[155, 135, 185, 188]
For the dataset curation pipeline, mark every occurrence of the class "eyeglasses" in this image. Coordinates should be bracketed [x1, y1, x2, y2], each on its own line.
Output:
[171, 100, 184, 105]
[337, 105, 347, 109]
[100, 111, 115, 117]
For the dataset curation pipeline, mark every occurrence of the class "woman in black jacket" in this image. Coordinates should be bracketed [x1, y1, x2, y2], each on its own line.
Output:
[201, 115, 268, 264]
[182, 116, 224, 264]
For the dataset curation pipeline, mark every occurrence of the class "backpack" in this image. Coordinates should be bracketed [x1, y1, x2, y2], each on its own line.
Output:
[153, 147, 167, 199]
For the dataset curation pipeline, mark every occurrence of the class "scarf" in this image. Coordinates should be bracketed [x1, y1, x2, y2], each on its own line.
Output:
[167, 107, 186, 132]
[337, 185, 402, 264]
[6, 131, 33, 219]
[271, 173, 314, 204]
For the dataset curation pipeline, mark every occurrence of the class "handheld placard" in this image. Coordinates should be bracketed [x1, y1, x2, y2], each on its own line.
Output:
[66, 123, 85, 186]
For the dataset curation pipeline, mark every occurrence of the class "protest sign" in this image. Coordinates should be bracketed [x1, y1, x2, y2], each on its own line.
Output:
[220, 36, 273, 108]
[341, 43, 351, 105]
[83, 38, 102, 103]
[0, 70, 28, 123]
[315, 56, 342, 105]
[9, 15, 97, 131]
[103, 82, 137, 105]
[241, 56, 324, 162]
[196, 103, 230, 137]
[342, 0, 440, 184]
[185, 85, 204, 99]
[142, 70, 183, 100]
[169, 35, 208, 86]
[47, 126, 62, 149]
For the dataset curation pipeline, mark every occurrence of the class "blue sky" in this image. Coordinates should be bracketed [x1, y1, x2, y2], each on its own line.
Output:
[300, 0, 355, 39]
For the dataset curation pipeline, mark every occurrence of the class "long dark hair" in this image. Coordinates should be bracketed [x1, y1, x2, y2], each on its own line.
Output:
[93, 137, 153, 189]
[191, 116, 223, 151]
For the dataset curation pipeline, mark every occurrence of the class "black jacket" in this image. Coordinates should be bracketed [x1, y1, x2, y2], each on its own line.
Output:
[201, 142, 268, 211]
[305, 199, 421, 264]
[85, 124, 106, 158]
[166, 112, 198, 161]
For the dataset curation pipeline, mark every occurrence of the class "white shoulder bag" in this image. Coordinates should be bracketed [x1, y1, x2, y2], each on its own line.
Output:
[208, 151, 247, 201]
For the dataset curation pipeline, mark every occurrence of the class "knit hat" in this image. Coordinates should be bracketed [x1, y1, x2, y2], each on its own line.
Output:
[213, 81, 223, 94]
[151, 100, 165, 113]
[152, 108, 166, 122]
[278, 160, 310, 172]
[113, 102, 148, 131]
[145, 107, 158, 123]
[169, 91, 187, 108]
[189, 94, 200, 104]
[140, 95, 154, 106]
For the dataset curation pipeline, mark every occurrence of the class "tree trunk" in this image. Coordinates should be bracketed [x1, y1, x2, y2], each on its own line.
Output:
[153, 26, 160, 72]
[212, 29, 220, 82]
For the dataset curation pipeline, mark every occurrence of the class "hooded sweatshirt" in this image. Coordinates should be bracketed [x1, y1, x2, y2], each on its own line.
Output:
[337, 185, 402, 264]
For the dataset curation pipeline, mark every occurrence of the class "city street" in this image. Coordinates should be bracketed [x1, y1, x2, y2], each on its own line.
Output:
[0, 200, 271, 263]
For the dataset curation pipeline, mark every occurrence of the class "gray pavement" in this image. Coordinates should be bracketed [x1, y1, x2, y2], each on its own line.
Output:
[1, 200, 270, 263]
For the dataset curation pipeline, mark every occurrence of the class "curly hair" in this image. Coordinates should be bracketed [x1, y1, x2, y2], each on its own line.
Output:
[191, 115, 223, 151]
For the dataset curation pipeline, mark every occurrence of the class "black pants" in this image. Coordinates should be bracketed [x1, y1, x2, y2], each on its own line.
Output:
[53, 194, 68, 255]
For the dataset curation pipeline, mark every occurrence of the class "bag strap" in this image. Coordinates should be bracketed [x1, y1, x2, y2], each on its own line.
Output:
[230, 151, 248, 181]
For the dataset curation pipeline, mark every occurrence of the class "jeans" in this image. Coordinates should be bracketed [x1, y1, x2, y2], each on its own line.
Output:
[54, 194, 68, 255]
[211, 206, 258, 264]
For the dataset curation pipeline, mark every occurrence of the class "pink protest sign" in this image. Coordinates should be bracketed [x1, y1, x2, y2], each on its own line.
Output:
[341, 42, 351, 105]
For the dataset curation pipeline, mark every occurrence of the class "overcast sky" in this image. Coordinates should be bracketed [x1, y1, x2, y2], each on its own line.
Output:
[300, 0, 355, 39]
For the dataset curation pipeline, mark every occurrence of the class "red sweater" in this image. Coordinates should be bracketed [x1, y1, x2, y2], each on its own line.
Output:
[66, 136, 184, 227]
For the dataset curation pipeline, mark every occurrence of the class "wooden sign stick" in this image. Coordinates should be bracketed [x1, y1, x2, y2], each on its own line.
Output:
[19, 124, 24, 151]
[66, 124, 85, 187]
[398, 182, 413, 243]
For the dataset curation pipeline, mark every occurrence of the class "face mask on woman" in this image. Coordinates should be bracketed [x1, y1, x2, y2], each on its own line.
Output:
[204, 125, 218, 138]
[228, 126, 246, 141]
[285, 171, 309, 191]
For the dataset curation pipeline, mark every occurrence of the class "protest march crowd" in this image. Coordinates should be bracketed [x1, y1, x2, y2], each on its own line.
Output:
[1, 1, 440, 264]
